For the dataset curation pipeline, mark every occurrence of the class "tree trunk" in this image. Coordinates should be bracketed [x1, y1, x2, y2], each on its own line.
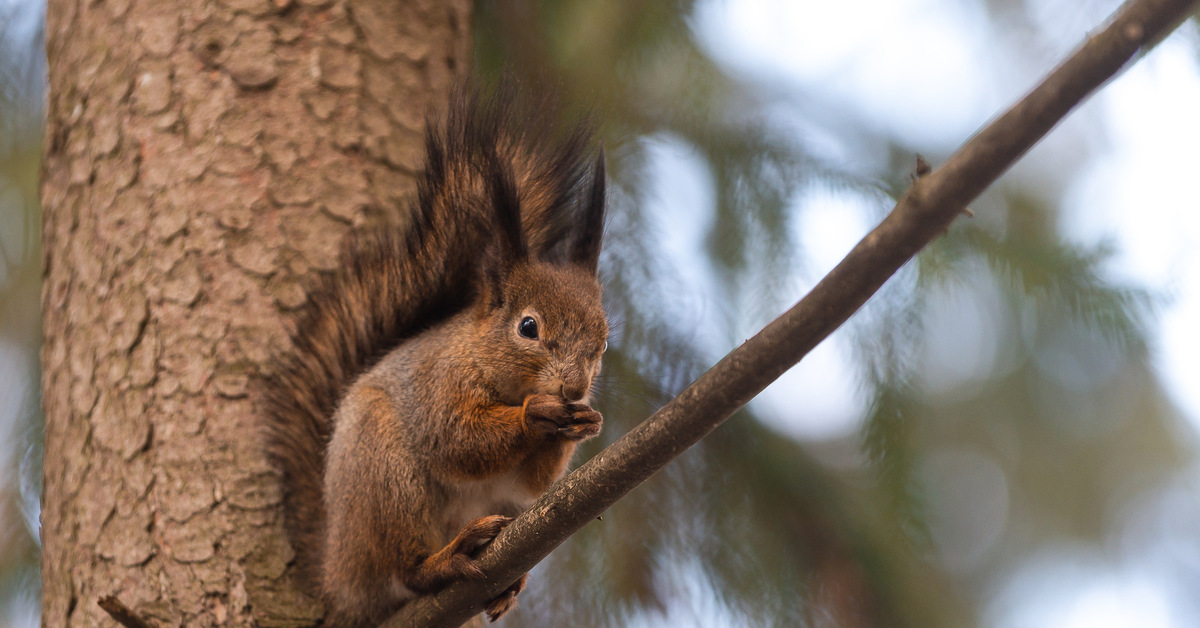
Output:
[40, 1, 470, 625]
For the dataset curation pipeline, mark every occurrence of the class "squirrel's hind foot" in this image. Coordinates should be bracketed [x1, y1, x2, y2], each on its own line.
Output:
[450, 514, 512, 556]
[410, 515, 513, 591]
[484, 573, 528, 622]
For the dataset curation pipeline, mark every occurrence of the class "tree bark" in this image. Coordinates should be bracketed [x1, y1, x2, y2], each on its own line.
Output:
[40, 1, 469, 625]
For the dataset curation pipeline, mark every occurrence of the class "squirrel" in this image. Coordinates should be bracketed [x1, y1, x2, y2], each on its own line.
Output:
[261, 84, 609, 627]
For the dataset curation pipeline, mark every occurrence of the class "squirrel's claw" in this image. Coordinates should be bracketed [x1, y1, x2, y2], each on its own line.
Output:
[524, 394, 603, 441]
[450, 514, 513, 556]
[557, 405, 602, 441]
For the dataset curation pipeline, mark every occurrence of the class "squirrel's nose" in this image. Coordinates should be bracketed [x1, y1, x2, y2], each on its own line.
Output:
[560, 380, 587, 403]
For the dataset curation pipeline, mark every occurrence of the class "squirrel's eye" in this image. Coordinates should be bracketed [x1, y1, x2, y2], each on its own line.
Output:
[518, 316, 539, 340]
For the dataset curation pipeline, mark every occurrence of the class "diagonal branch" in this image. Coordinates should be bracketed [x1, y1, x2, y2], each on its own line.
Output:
[387, 0, 1199, 625]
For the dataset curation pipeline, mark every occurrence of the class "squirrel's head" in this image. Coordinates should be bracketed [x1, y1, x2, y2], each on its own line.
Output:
[479, 262, 607, 404]
[471, 147, 608, 405]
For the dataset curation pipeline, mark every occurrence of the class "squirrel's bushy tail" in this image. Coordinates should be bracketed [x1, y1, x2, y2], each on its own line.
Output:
[260, 82, 601, 589]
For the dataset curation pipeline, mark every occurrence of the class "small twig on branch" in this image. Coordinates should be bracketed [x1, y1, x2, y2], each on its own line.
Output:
[98, 596, 154, 628]
[386, 0, 1199, 625]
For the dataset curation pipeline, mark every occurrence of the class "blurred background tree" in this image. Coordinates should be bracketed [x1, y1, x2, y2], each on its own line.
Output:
[5, 0, 1200, 626]
[0, 2, 44, 626]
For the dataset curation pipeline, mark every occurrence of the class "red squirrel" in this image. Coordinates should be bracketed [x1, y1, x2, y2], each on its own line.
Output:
[262, 85, 608, 626]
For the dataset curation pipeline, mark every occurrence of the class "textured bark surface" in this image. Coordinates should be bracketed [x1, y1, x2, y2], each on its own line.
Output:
[40, 0, 469, 625]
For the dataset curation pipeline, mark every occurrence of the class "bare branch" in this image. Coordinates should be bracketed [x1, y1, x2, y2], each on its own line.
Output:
[387, 0, 1199, 625]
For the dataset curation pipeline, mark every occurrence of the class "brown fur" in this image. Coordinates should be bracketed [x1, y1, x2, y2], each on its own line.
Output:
[260, 83, 608, 627]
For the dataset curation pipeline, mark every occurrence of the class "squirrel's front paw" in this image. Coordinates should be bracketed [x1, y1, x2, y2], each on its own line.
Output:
[524, 394, 603, 441]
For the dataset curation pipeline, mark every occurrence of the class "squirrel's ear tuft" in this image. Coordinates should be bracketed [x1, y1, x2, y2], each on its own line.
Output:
[570, 148, 606, 274]
[479, 250, 509, 311]
[487, 150, 528, 264]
